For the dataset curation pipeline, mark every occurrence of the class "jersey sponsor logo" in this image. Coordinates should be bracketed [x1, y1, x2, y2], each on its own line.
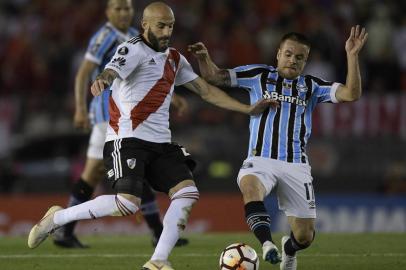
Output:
[263, 91, 307, 107]
[127, 158, 136, 169]
[112, 57, 126, 66]
[118, 46, 129, 55]
[149, 58, 156, 65]
[309, 200, 316, 209]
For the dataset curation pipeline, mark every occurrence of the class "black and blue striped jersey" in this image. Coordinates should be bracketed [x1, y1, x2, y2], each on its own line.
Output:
[85, 22, 138, 125]
[229, 64, 341, 164]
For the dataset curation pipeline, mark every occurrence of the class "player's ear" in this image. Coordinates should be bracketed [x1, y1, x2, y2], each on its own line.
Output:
[277, 49, 281, 61]
[141, 19, 148, 32]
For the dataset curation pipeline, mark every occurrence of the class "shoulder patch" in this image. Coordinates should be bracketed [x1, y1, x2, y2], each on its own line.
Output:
[118, 46, 129, 55]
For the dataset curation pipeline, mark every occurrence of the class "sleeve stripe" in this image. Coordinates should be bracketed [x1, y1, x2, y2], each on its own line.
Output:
[228, 69, 238, 87]
[330, 82, 341, 103]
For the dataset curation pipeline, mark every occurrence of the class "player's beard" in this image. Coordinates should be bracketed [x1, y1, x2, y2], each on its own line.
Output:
[148, 29, 169, 52]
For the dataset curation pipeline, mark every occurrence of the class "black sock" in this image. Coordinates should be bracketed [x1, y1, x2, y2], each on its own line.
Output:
[284, 231, 314, 256]
[244, 201, 273, 245]
[63, 178, 94, 236]
[141, 201, 163, 238]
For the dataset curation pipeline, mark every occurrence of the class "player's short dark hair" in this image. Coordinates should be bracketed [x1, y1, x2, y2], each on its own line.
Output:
[280, 32, 311, 48]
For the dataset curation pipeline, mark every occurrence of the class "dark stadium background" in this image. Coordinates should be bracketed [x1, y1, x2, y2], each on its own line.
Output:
[0, 0, 405, 236]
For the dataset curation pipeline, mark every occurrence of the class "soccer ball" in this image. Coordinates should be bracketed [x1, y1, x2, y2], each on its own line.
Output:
[219, 243, 259, 270]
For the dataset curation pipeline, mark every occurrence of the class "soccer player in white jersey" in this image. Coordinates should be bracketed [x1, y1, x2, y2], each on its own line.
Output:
[189, 26, 368, 270]
[27, 2, 275, 269]
[54, 0, 188, 249]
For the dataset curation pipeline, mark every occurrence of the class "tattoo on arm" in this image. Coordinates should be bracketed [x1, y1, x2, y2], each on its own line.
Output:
[211, 69, 231, 87]
[96, 69, 118, 86]
[189, 79, 206, 96]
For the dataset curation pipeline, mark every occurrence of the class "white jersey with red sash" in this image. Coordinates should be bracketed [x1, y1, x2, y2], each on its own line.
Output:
[105, 35, 198, 143]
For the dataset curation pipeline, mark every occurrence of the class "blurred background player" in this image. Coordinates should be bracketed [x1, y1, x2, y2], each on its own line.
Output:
[189, 25, 368, 269]
[53, 0, 188, 248]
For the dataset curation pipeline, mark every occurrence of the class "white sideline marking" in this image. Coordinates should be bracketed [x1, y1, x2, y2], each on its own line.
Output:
[1, 253, 405, 259]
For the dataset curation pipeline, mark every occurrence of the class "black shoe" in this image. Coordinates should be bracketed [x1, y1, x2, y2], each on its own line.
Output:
[53, 235, 89, 249]
[174, 237, 189, 247]
[152, 237, 189, 247]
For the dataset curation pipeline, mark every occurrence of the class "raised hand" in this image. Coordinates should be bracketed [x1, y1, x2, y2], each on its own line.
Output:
[188, 42, 210, 60]
[248, 98, 280, 116]
[345, 25, 368, 55]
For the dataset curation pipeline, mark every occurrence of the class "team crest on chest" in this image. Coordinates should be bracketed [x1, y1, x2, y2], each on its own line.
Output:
[297, 83, 308, 93]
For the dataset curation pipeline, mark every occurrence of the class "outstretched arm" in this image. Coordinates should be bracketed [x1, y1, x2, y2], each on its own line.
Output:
[188, 42, 232, 87]
[184, 77, 277, 115]
[90, 68, 118, 96]
[336, 25, 368, 102]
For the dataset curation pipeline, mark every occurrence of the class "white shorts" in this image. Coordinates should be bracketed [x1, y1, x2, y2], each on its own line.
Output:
[86, 122, 108, 159]
[237, 157, 316, 218]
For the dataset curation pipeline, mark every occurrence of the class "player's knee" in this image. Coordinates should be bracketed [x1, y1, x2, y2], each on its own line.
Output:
[170, 185, 199, 204]
[293, 229, 315, 247]
[239, 176, 265, 202]
[168, 179, 196, 197]
[115, 193, 140, 215]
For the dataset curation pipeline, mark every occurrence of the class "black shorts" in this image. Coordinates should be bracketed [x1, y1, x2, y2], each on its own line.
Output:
[103, 137, 196, 196]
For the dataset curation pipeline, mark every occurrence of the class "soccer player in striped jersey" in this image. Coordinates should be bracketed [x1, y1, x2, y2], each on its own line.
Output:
[54, 0, 188, 249]
[28, 2, 274, 269]
[189, 26, 368, 270]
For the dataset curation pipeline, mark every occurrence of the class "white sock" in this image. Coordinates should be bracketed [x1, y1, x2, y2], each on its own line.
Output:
[53, 195, 138, 226]
[151, 186, 199, 261]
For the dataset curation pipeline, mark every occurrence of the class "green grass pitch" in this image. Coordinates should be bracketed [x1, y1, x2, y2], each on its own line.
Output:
[1, 233, 405, 270]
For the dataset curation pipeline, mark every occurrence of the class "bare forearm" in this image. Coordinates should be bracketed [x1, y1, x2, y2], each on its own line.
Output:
[197, 57, 231, 87]
[96, 69, 118, 87]
[74, 73, 90, 111]
[91, 68, 118, 96]
[189, 78, 249, 114]
[203, 87, 250, 114]
[344, 54, 362, 101]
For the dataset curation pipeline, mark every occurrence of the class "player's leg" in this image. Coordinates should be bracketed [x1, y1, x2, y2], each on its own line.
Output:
[277, 162, 316, 270]
[280, 217, 315, 269]
[53, 123, 107, 248]
[237, 158, 281, 264]
[140, 183, 189, 247]
[28, 192, 140, 249]
[143, 143, 198, 270]
[28, 138, 144, 249]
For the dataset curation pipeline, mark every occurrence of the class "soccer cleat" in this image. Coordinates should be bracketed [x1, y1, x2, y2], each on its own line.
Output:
[28, 206, 63, 249]
[152, 236, 189, 247]
[53, 233, 89, 249]
[262, 240, 282, 264]
[141, 260, 174, 270]
[280, 236, 297, 270]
